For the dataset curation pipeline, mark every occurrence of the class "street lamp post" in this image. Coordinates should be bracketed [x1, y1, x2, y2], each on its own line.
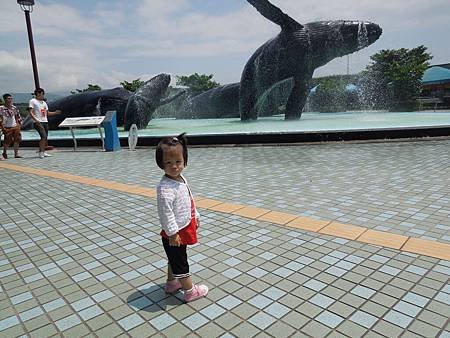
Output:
[17, 0, 40, 90]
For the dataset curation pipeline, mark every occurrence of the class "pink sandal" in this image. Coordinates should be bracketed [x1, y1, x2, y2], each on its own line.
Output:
[183, 284, 208, 303]
[165, 279, 182, 294]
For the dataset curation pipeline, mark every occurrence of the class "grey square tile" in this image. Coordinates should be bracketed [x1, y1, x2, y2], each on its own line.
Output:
[259, 252, 276, 260]
[200, 303, 226, 320]
[24, 273, 44, 283]
[379, 266, 401, 276]
[262, 287, 286, 300]
[97, 271, 116, 281]
[284, 261, 305, 271]
[394, 300, 422, 317]
[304, 279, 327, 291]
[121, 270, 141, 281]
[224, 257, 242, 267]
[335, 260, 356, 271]
[326, 266, 346, 277]
[19, 306, 43, 321]
[72, 271, 92, 282]
[316, 310, 344, 328]
[351, 285, 376, 299]
[92, 290, 114, 302]
[263, 302, 290, 319]
[71, 297, 95, 311]
[118, 313, 145, 331]
[345, 255, 365, 264]
[224, 248, 242, 256]
[435, 292, 450, 305]
[150, 313, 177, 331]
[272, 267, 293, 278]
[191, 253, 208, 262]
[222, 268, 242, 279]
[309, 294, 335, 309]
[350, 310, 378, 328]
[42, 298, 65, 312]
[383, 310, 413, 328]
[438, 331, 450, 338]
[79, 305, 103, 321]
[129, 296, 153, 310]
[248, 295, 273, 309]
[370, 255, 390, 264]
[137, 265, 155, 274]
[217, 295, 242, 310]
[10, 291, 33, 305]
[0, 315, 20, 331]
[247, 267, 269, 278]
[55, 314, 82, 331]
[406, 265, 427, 275]
[295, 256, 314, 265]
[181, 313, 209, 331]
[248, 312, 276, 330]
[320, 255, 340, 265]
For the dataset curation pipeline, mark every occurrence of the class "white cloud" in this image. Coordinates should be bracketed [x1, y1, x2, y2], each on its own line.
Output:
[137, 0, 190, 20]
[0, 51, 35, 92]
[27, 4, 101, 37]
[1, 0, 449, 94]
[0, 2, 27, 33]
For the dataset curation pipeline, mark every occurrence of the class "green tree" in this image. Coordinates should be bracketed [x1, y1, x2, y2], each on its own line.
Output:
[71, 84, 102, 95]
[361, 46, 432, 111]
[310, 76, 348, 112]
[121, 78, 144, 92]
[176, 73, 220, 96]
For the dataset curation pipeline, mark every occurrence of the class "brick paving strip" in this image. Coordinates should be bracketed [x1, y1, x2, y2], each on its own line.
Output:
[2, 162, 449, 261]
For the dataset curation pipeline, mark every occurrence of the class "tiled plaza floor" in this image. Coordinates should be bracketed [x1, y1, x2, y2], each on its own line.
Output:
[1, 138, 449, 337]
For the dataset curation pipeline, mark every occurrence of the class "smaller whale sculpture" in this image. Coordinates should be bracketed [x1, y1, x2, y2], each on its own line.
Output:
[123, 74, 185, 130]
[175, 79, 294, 119]
[177, 83, 240, 119]
[21, 74, 184, 130]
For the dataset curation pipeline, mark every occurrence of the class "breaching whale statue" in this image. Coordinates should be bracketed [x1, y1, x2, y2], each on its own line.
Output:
[21, 74, 184, 130]
[240, 0, 382, 121]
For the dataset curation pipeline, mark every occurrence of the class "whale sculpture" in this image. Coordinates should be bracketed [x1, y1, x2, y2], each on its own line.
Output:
[240, 0, 382, 121]
[175, 78, 294, 119]
[177, 83, 240, 119]
[122, 74, 185, 130]
[21, 74, 184, 130]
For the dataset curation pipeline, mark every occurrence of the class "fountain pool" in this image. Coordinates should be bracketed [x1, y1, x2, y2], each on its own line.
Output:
[20, 110, 450, 146]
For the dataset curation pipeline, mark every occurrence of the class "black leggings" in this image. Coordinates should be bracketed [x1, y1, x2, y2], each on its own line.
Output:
[162, 237, 190, 278]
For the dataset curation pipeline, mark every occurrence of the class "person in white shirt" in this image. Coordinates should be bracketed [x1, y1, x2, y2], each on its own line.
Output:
[156, 133, 208, 303]
[28, 88, 61, 159]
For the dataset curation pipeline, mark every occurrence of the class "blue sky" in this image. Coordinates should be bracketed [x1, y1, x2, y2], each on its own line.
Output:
[1, 0, 449, 94]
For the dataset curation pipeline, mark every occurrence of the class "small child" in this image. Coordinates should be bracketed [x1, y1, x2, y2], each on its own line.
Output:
[155, 133, 208, 303]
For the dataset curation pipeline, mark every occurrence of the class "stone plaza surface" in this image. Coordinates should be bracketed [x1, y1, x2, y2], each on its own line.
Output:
[0, 138, 449, 337]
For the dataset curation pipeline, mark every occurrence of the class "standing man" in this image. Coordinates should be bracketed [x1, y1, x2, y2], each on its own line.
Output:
[28, 88, 61, 158]
[0, 93, 22, 159]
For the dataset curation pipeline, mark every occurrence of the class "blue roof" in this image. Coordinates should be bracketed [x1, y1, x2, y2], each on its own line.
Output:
[422, 66, 450, 84]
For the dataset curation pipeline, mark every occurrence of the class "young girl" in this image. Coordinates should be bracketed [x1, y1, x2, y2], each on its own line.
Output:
[156, 133, 208, 303]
